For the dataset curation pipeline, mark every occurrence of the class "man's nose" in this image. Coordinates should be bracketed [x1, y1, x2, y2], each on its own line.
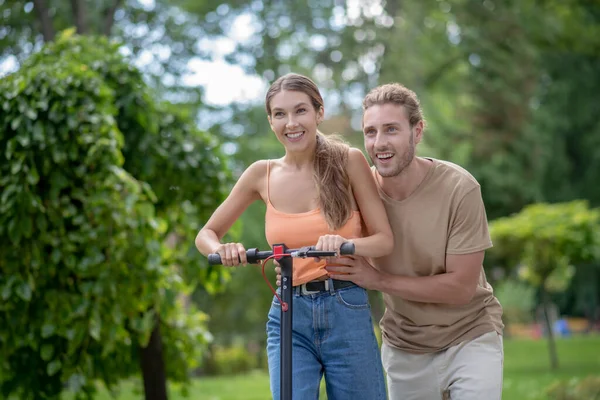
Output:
[373, 131, 386, 148]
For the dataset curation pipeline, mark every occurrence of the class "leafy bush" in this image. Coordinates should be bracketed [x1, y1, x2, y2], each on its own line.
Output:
[544, 376, 600, 400]
[490, 201, 600, 292]
[0, 31, 229, 399]
[489, 201, 600, 369]
[495, 279, 536, 325]
[203, 344, 258, 376]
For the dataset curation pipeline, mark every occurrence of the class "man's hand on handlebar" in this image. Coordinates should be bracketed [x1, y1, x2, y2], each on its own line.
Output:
[212, 243, 248, 266]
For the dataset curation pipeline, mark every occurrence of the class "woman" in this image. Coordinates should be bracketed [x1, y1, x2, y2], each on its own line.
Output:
[195, 73, 392, 399]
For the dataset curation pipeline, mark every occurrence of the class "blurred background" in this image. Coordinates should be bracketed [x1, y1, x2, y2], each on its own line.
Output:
[1, 0, 599, 399]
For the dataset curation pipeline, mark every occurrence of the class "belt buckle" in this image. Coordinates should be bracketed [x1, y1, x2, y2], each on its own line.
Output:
[300, 280, 329, 295]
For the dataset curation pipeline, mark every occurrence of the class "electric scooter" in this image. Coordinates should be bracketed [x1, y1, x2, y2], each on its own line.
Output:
[207, 242, 355, 400]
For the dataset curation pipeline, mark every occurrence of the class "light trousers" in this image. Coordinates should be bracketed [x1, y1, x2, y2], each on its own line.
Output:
[382, 331, 504, 400]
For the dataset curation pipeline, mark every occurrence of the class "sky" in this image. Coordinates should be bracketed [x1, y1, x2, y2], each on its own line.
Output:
[181, 12, 266, 107]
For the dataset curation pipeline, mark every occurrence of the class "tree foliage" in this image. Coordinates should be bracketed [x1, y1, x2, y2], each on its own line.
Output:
[490, 201, 600, 289]
[0, 0, 223, 103]
[0, 32, 229, 398]
[489, 200, 600, 369]
[179, 0, 600, 219]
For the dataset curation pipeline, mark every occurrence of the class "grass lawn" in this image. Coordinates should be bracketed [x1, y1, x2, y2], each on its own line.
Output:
[503, 335, 600, 399]
[65, 335, 600, 400]
[86, 373, 274, 400]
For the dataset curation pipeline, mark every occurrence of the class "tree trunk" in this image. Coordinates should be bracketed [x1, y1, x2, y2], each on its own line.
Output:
[541, 287, 559, 370]
[70, 0, 88, 34]
[103, 0, 124, 36]
[32, 0, 55, 41]
[139, 319, 169, 400]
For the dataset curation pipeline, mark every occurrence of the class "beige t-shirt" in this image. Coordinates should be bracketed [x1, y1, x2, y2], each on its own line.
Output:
[371, 158, 504, 354]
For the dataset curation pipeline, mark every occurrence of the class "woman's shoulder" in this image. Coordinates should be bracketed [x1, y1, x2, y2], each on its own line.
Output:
[347, 147, 368, 163]
[241, 159, 270, 179]
[246, 158, 291, 175]
[346, 147, 372, 180]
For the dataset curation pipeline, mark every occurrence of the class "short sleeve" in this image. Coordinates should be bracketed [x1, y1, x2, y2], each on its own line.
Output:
[446, 186, 493, 255]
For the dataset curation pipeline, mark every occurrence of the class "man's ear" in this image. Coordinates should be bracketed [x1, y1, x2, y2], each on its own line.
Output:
[414, 120, 424, 144]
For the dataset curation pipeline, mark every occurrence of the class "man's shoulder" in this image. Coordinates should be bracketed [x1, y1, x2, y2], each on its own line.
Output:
[428, 158, 480, 192]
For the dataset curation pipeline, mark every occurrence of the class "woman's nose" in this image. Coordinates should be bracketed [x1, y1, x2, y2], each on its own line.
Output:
[286, 116, 298, 128]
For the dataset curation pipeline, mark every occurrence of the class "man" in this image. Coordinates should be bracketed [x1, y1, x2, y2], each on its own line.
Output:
[327, 83, 504, 399]
[278, 83, 504, 399]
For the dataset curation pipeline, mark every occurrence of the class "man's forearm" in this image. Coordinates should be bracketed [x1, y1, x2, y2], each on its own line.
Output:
[374, 272, 475, 305]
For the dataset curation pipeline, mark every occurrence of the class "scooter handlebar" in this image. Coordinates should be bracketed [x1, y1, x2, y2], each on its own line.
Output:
[206, 242, 355, 266]
[339, 242, 355, 255]
[207, 253, 223, 265]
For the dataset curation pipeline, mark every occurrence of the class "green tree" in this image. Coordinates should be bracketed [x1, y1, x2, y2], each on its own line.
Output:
[0, 0, 227, 104]
[451, 0, 600, 219]
[0, 32, 229, 399]
[490, 201, 600, 369]
[493, 279, 537, 337]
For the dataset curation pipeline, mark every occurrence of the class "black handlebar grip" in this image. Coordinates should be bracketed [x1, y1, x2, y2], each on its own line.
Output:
[207, 253, 222, 265]
[339, 242, 355, 255]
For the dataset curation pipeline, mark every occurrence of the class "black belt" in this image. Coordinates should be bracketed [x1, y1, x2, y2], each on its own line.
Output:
[298, 279, 355, 295]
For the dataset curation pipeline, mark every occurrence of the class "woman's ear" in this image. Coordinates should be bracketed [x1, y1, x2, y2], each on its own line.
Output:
[267, 115, 274, 132]
[317, 107, 324, 125]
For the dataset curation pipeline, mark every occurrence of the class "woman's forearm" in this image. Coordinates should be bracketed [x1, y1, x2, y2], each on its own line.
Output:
[351, 232, 393, 258]
[195, 229, 222, 256]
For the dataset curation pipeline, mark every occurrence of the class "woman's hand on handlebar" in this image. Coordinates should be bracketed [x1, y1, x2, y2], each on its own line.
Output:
[316, 235, 351, 256]
[273, 237, 354, 285]
[213, 243, 248, 266]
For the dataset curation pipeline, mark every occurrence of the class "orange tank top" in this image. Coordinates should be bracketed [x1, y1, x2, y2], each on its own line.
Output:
[264, 160, 363, 285]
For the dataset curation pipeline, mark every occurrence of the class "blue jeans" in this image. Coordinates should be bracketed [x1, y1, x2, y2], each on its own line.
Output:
[266, 282, 387, 400]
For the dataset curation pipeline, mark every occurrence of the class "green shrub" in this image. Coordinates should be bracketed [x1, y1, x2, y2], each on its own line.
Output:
[204, 344, 258, 376]
[495, 279, 536, 325]
[544, 376, 600, 400]
[0, 30, 228, 399]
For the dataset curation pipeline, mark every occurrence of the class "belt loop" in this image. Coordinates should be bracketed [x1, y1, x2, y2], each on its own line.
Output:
[328, 278, 335, 295]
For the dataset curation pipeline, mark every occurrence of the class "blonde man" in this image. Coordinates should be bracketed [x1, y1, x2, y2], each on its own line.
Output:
[324, 83, 504, 400]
